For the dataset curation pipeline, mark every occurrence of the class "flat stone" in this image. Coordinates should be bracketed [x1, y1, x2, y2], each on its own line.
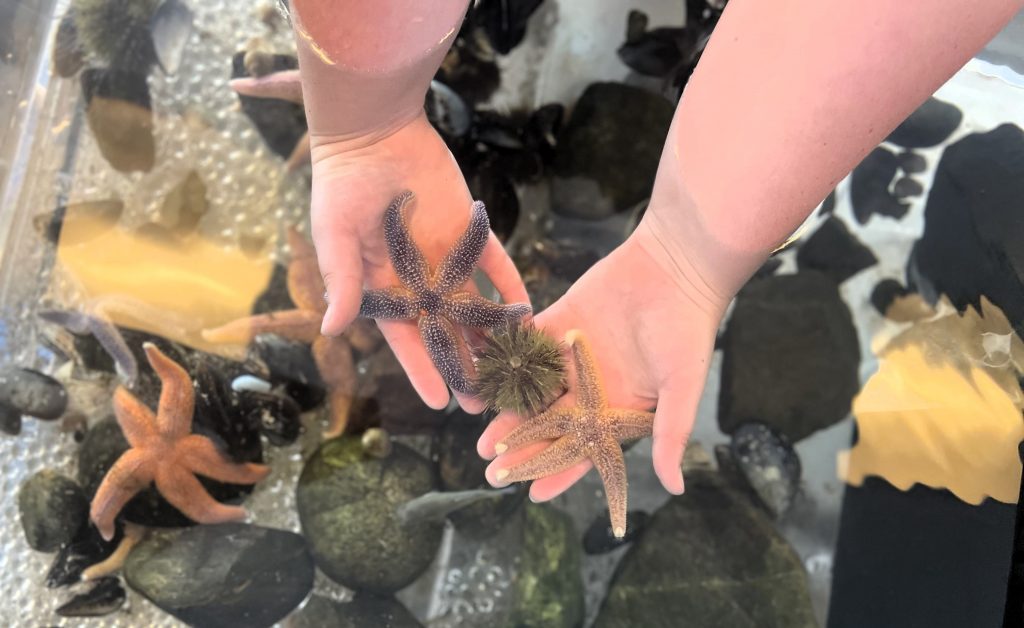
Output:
[850, 146, 909, 224]
[729, 423, 801, 518]
[718, 272, 861, 442]
[18, 471, 88, 552]
[796, 216, 878, 284]
[595, 470, 816, 628]
[56, 577, 125, 617]
[887, 97, 962, 148]
[124, 523, 314, 628]
[0, 368, 68, 419]
[291, 594, 422, 628]
[297, 437, 442, 594]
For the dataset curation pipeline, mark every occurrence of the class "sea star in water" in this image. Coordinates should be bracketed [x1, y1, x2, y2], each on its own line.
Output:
[493, 330, 654, 538]
[358, 191, 532, 393]
[90, 343, 270, 541]
[201, 228, 359, 437]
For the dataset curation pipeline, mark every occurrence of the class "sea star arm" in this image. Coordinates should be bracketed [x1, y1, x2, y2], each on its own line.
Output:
[433, 200, 489, 294]
[606, 409, 655, 442]
[494, 408, 576, 453]
[442, 292, 531, 328]
[566, 330, 606, 411]
[359, 287, 419, 320]
[590, 436, 629, 538]
[176, 435, 270, 484]
[201, 309, 323, 344]
[154, 463, 248, 525]
[39, 309, 138, 383]
[419, 313, 476, 394]
[312, 335, 357, 438]
[383, 191, 430, 294]
[112, 388, 157, 448]
[90, 448, 155, 541]
[285, 228, 327, 314]
[496, 435, 586, 483]
[144, 344, 195, 440]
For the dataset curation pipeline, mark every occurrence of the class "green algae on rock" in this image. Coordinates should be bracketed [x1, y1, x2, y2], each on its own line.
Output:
[296, 436, 443, 594]
[291, 594, 423, 628]
[595, 470, 816, 628]
[504, 503, 584, 628]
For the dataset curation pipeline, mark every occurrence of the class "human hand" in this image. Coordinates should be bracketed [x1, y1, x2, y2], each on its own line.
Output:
[477, 218, 728, 497]
[232, 70, 529, 413]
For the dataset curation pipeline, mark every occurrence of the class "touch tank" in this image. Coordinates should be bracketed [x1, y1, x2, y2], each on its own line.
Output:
[0, 0, 1023, 626]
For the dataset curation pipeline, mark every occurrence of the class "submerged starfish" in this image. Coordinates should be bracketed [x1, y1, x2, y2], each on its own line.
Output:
[202, 228, 358, 437]
[91, 343, 270, 541]
[493, 330, 654, 538]
[359, 191, 532, 393]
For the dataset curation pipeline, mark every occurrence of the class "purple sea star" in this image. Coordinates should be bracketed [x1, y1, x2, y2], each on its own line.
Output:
[358, 191, 531, 393]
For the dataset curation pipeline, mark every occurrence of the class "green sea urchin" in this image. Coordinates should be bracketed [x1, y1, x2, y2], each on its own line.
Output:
[474, 322, 567, 416]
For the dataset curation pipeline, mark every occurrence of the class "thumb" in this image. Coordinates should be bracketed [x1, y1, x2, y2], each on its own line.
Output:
[314, 227, 364, 336]
[651, 381, 700, 495]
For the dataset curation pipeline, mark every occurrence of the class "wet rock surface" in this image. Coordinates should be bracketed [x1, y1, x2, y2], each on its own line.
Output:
[796, 216, 878, 284]
[583, 510, 650, 555]
[357, 347, 447, 435]
[908, 124, 1024, 333]
[0, 368, 68, 420]
[718, 272, 861, 442]
[595, 470, 816, 628]
[251, 334, 326, 411]
[297, 436, 442, 593]
[292, 594, 423, 628]
[850, 147, 909, 224]
[552, 83, 674, 219]
[18, 471, 88, 552]
[887, 97, 963, 148]
[0, 404, 21, 435]
[504, 503, 584, 628]
[46, 525, 121, 588]
[124, 523, 314, 628]
[81, 68, 155, 173]
[55, 577, 126, 617]
[729, 423, 801, 518]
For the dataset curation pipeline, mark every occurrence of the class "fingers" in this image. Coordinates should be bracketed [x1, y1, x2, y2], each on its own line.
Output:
[478, 233, 530, 307]
[377, 320, 451, 410]
[477, 411, 522, 459]
[528, 461, 592, 502]
[651, 382, 699, 495]
[229, 70, 304, 103]
[312, 218, 364, 336]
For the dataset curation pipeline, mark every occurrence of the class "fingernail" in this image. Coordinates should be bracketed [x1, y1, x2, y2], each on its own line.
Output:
[495, 469, 509, 482]
[494, 443, 507, 455]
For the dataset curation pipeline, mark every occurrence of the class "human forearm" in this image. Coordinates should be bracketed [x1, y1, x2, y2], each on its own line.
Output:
[290, 0, 469, 144]
[641, 0, 1022, 299]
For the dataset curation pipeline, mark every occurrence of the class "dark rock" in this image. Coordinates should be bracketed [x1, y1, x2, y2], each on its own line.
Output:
[81, 68, 155, 173]
[426, 80, 472, 138]
[250, 263, 293, 315]
[53, 10, 85, 78]
[56, 577, 125, 617]
[230, 52, 307, 159]
[0, 404, 21, 435]
[72, 0, 160, 72]
[190, 357, 265, 464]
[887, 97, 962, 149]
[78, 417, 257, 530]
[907, 124, 1024, 335]
[251, 334, 326, 411]
[552, 83, 674, 219]
[433, 411, 527, 538]
[149, 0, 193, 74]
[467, 165, 520, 242]
[470, 0, 544, 55]
[752, 257, 782, 280]
[237, 389, 302, 446]
[504, 503, 584, 628]
[124, 523, 314, 628]
[617, 11, 686, 77]
[516, 238, 602, 312]
[718, 272, 860, 442]
[893, 176, 924, 199]
[0, 368, 68, 419]
[729, 423, 801, 518]
[292, 594, 423, 628]
[583, 511, 649, 554]
[595, 470, 816, 628]
[358, 346, 447, 435]
[46, 525, 121, 588]
[436, 41, 501, 106]
[870, 279, 912, 317]
[897, 151, 927, 174]
[297, 437, 443, 593]
[18, 471, 88, 552]
[162, 170, 207, 236]
[526, 103, 565, 165]
[850, 146, 909, 224]
[796, 216, 877, 284]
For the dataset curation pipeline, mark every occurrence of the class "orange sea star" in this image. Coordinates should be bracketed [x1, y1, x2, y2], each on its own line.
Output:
[493, 330, 653, 538]
[90, 343, 270, 541]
